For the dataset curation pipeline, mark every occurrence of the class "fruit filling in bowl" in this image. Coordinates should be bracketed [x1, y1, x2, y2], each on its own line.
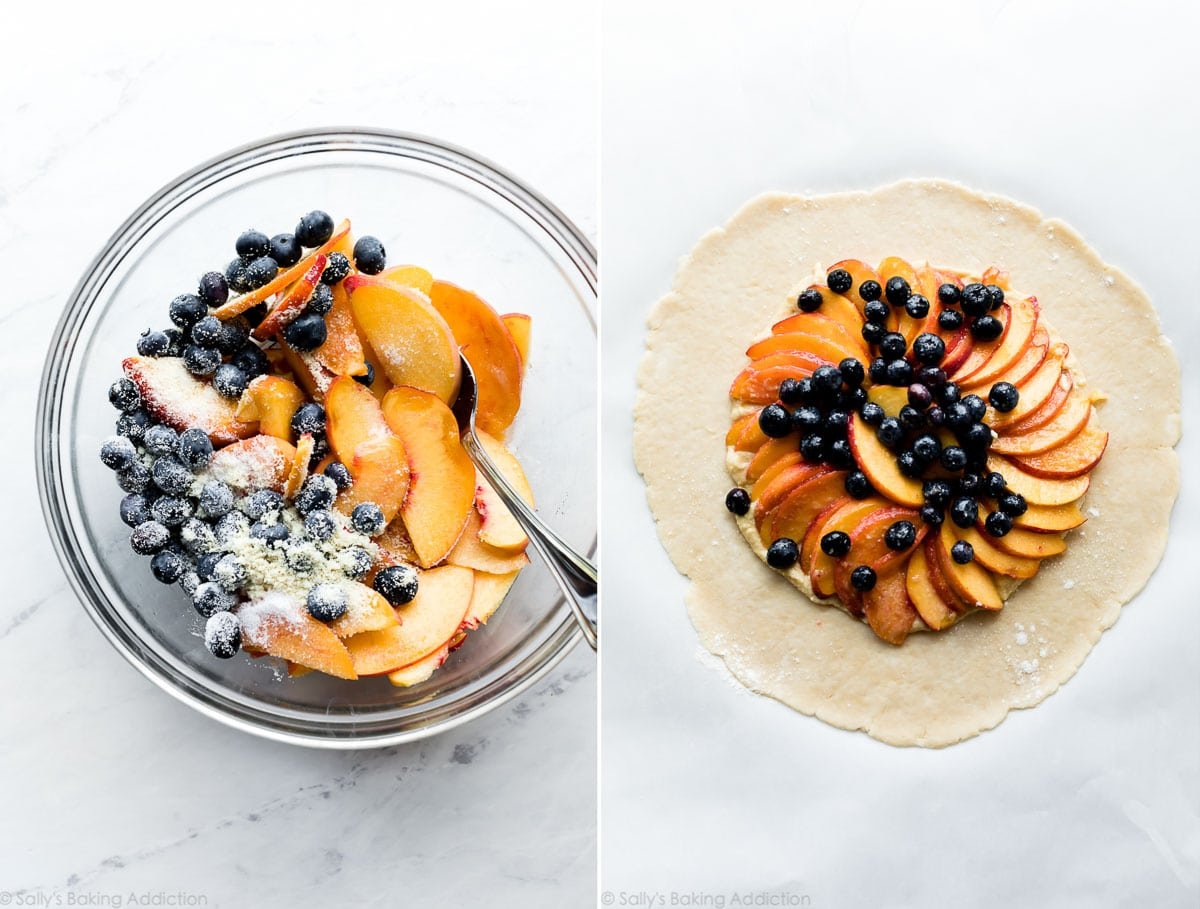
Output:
[99, 211, 537, 685]
[725, 258, 1108, 644]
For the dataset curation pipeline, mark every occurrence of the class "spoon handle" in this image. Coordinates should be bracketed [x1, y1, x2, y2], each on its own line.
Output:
[461, 430, 598, 650]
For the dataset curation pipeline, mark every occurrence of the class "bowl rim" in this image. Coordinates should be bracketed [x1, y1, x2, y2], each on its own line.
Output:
[35, 127, 596, 749]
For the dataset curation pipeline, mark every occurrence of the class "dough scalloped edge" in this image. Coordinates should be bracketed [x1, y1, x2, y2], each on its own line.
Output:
[633, 179, 1181, 747]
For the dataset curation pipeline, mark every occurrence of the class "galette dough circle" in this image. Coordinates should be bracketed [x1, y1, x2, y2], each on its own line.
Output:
[633, 179, 1181, 748]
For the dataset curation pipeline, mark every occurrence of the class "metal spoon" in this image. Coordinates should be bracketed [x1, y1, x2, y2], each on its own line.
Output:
[451, 355, 598, 650]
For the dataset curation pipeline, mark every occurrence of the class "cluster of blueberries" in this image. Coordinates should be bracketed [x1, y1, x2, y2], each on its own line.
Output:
[134, 210, 388, 402]
[726, 268, 1031, 594]
[102, 380, 418, 660]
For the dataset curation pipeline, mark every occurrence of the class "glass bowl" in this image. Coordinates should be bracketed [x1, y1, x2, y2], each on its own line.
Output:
[36, 129, 596, 748]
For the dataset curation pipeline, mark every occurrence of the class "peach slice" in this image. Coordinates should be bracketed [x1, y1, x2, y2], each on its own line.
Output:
[474, 429, 534, 552]
[965, 334, 1048, 392]
[777, 288, 865, 342]
[1013, 502, 1087, 533]
[939, 324, 974, 375]
[381, 386, 476, 567]
[278, 341, 338, 403]
[954, 525, 1040, 579]
[735, 416, 770, 454]
[933, 522, 1003, 611]
[446, 510, 532, 574]
[951, 304, 1011, 380]
[998, 371, 1073, 435]
[239, 595, 357, 679]
[236, 374, 305, 441]
[990, 525, 1067, 560]
[988, 344, 1067, 427]
[313, 282, 368, 377]
[386, 645, 453, 688]
[753, 464, 831, 520]
[905, 544, 958, 631]
[379, 264, 435, 296]
[122, 356, 257, 445]
[726, 413, 756, 448]
[207, 434, 296, 493]
[344, 565, 475, 675]
[344, 274, 461, 404]
[988, 454, 1090, 506]
[251, 254, 327, 340]
[338, 435, 410, 525]
[428, 280, 524, 437]
[913, 265, 947, 336]
[866, 385, 910, 418]
[213, 219, 351, 320]
[746, 331, 863, 367]
[830, 506, 919, 614]
[502, 313, 532, 369]
[828, 259, 882, 315]
[746, 437, 800, 484]
[864, 568, 918, 645]
[761, 470, 851, 547]
[325, 375, 391, 469]
[749, 453, 807, 502]
[805, 498, 884, 597]
[992, 392, 1091, 456]
[877, 257, 919, 337]
[1011, 421, 1108, 479]
[283, 433, 314, 499]
[730, 351, 829, 404]
[846, 413, 924, 507]
[923, 536, 968, 614]
[462, 568, 522, 631]
[329, 584, 401, 638]
[373, 518, 419, 569]
[956, 295, 1040, 386]
[769, 311, 869, 359]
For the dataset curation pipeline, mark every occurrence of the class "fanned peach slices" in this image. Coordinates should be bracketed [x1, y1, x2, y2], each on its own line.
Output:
[725, 259, 1105, 645]
[102, 212, 535, 686]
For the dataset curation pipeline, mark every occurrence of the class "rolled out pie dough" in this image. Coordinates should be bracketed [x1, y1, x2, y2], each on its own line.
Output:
[633, 179, 1181, 747]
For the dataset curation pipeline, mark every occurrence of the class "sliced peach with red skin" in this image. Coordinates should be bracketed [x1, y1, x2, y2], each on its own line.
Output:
[1013, 502, 1087, 533]
[735, 415, 770, 454]
[777, 288, 864, 342]
[906, 544, 959, 631]
[313, 282, 368, 377]
[799, 499, 847, 575]
[344, 274, 461, 404]
[749, 453, 806, 502]
[997, 371, 1073, 434]
[337, 435, 410, 525]
[726, 413, 756, 448]
[379, 264, 434, 296]
[990, 525, 1067, 560]
[806, 498, 885, 598]
[344, 566, 475, 675]
[381, 386, 476, 568]
[1011, 421, 1108, 479]
[502, 313, 532, 370]
[955, 524, 1040, 579]
[473, 429, 534, 552]
[461, 568, 522, 631]
[329, 585, 400, 638]
[956, 295, 1040, 386]
[387, 645, 452, 688]
[826, 259, 882, 315]
[746, 437, 800, 484]
[236, 374, 305, 441]
[251, 254, 327, 340]
[992, 392, 1091, 456]
[730, 351, 829, 404]
[446, 510, 532, 574]
[746, 332, 863, 367]
[877, 257, 919, 336]
[864, 568, 918, 645]
[278, 341, 337, 403]
[933, 521, 1003, 611]
[752, 464, 831, 521]
[122, 356, 257, 445]
[283, 433, 314, 499]
[913, 265, 947, 336]
[846, 413, 924, 507]
[831, 507, 923, 608]
[939, 324, 974, 374]
[767, 311, 869, 360]
[429, 280, 524, 438]
[923, 537, 968, 614]
[240, 598, 357, 679]
[761, 471, 852, 548]
[988, 344, 1067, 427]
[988, 454, 1090, 506]
[324, 376, 391, 469]
[966, 333, 1048, 392]
[951, 303, 1011, 380]
[207, 435, 296, 493]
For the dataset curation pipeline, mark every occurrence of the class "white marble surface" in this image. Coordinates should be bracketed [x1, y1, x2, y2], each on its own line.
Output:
[601, 2, 1199, 906]
[1, 3, 595, 907]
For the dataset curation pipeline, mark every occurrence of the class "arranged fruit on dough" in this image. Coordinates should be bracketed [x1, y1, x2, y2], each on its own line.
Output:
[100, 212, 534, 685]
[725, 259, 1107, 645]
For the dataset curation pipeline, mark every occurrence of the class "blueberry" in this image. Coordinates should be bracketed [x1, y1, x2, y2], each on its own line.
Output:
[197, 551, 226, 581]
[304, 509, 337, 541]
[820, 531, 851, 557]
[119, 494, 151, 527]
[284, 312, 327, 351]
[151, 495, 194, 527]
[843, 386, 868, 411]
[896, 450, 923, 478]
[859, 279, 882, 302]
[899, 405, 926, 431]
[250, 521, 289, 544]
[766, 538, 799, 569]
[951, 541, 975, 564]
[963, 393, 987, 419]
[844, 470, 874, 499]
[985, 284, 1005, 310]
[213, 554, 248, 592]
[971, 315, 1004, 341]
[242, 489, 284, 520]
[877, 418, 903, 448]
[243, 256, 279, 290]
[824, 408, 849, 437]
[269, 233, 302, 267]
[938, 310, 964, 331]
[130, 520, 170, 555]
[839, 358, 865, 388]
[926, 406, 945, 426]
[150, 549, 187, 584]
[905, 294, 929, 319]
[864, 300, 890, 324]
[950, 496, 979, 528]
[920, 505, 944, 526]
[826, 268, 852, 293]
[353, 362, 376, 388]
[150, 454, 192, 495]
[778, 378, 806, 404]
[189, 315, 223, 349]
[861, 322, 886, 345]
[868, 357, 889, 383]
[169, 293, 207, 328]
[179, 517, 216, 556]
[799, 433, 825, 462]
[352, 236, 387, 275]
[100, 435, 137, 471]
[797, 288, 824, 312]
[885, 276, 910, 307]
[291, 402, 326, 437]
[725, 488, 751, 516]
[213, 364, 249, 399]
[116, 462, 152, 494]
[989, 382, 1019, 413]
[960, 283, 990, 317]
[984, 471, 1007, 497]
[850, 565, 877, 591]
[958, 472, 984, 495]
[193, 581, 235, 618]
[141, 424, 177, 456]
[798, 406, 827, 435]
[108, 377, 141, 412]
[341, 546, 375, 580]
[999, 492, 1028, 517]
[295, 474, 337, 515]
[938, 382, 961, 406]
[285, 544, 317, 575]
[306, 283, 334, 315]
[235, 229, 271, 260]
[296, 210, 335, 247]
[985, 511, 1013, 537]
[198, 271, 229, 308]
[205, 612, 242, 659]
[937, 283, 961, 306]
[323, 461, 354, 492]
[940, 446, 968, 472]
[136, 329, 172, 357]
[175, 428, 214, 469]
[906, 383, 932, 409]
[811, 364, 843, 396]
[368, 567, 421, 612]
[178, 571, 201, 597]
[214, 511, 250, 544]
[232, 343, 270, 378]
[826, 438, 854, 468]
[884, 520, 917, 551]
[945, 402, 972, 429]
[911, 333, 945, 365]
[351, 502, 386, 536]
[912, 434, 941, 462]
[879, 332, 907, 360]
[183, 343, 221, 377]
[305, 583, 348, 622]
[916, 366, 946, 388]
[961, 421, 993, 451]
[321, 252, 351, 285]
[923, 480, 953, 508]
[885, 359, 913, 385]
[860, 402, 885, 427]
[225, 258, 252, 293]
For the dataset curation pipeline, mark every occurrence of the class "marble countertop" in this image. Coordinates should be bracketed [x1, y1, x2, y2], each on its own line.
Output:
[0, 3, 595, 906]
